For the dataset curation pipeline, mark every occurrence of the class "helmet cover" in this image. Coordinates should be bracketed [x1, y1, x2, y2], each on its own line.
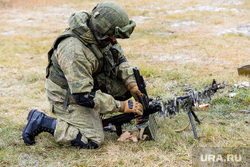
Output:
[89, 1, 136, 38]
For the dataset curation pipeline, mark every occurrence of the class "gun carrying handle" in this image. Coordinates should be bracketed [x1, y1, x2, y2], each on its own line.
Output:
[133, 67, 148, 97]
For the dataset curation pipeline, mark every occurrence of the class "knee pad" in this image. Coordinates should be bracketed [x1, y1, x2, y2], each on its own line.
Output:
[71, 132, 99, 149]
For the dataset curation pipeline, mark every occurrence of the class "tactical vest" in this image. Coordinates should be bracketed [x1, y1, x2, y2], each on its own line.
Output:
[46, 29, 127, 94]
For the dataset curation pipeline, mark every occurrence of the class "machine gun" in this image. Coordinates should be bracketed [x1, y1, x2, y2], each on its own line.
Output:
[157, 79, 226, 139]
[102, 67, 161, 140]
[102, 67, 226, 140]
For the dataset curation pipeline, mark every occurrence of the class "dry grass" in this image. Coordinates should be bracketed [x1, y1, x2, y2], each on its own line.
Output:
[0, 0, 249, 166]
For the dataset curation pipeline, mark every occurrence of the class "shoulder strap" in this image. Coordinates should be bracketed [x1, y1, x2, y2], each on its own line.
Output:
[89, 44, 104, 76]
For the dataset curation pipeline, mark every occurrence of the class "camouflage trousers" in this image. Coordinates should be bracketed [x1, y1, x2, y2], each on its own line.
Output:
[50, 80, 131, 146]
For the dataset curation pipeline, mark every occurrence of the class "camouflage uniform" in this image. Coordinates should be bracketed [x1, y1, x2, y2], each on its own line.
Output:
[45, 10, 135, 146]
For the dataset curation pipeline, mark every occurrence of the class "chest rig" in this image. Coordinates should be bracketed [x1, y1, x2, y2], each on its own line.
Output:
[94, 43, 127, 93]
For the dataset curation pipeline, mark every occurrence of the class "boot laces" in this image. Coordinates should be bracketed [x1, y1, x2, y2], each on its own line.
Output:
[32, 126, 53, 136]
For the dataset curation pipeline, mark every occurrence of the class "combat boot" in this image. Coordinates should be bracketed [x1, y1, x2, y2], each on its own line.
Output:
[22, 109, 56, 145]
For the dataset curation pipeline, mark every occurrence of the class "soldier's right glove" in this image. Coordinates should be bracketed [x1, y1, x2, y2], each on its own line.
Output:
[120, 100, 143, 116]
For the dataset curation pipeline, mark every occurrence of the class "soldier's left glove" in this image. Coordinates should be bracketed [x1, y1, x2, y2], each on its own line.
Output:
[127, 82, 143, 102]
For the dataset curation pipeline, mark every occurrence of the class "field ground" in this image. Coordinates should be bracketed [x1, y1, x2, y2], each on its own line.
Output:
[0, 0, 249, 166]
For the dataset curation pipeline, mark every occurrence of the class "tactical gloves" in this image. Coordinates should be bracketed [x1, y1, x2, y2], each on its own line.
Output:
[127, 82, 143, 102]
[120, 100, 143, 115]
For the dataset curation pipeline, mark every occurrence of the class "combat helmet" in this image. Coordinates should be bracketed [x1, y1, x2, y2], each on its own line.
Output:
[89, 1, 136, 39]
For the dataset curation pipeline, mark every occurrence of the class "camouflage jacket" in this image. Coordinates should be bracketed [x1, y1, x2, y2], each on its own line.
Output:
[45, 11, 135, 114]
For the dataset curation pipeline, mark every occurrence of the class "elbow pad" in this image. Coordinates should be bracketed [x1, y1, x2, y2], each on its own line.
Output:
[73, 91, 96, 108]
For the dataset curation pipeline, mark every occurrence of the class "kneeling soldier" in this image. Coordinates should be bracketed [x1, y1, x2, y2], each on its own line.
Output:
[22, 1, 143, 149]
